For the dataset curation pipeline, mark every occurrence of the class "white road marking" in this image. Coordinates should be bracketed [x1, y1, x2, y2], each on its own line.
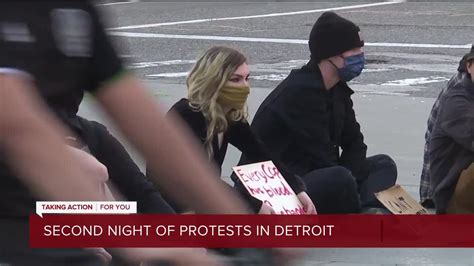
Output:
[118, 54, 135, 58]
[250, 74, 288, 81]
[97, 1, 138, 6]
[129, 60, 196, 69]
[381, 76, 450, 86]
[147, 72, 188, 78]
[108, 1, 405, 30]
[109, 32, 471, 49]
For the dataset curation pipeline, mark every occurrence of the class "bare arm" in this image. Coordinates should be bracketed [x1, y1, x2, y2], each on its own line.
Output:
[96, 75, 249, 214]
[0, 74, 106, 201]
[0, 74, 225, 264]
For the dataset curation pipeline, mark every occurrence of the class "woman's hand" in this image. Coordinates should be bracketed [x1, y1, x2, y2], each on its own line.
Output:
[258, 202, 276, 214]
[297, 192, 317, 214]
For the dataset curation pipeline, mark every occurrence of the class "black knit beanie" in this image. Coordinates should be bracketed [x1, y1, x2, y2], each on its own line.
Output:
[309, 12, 364, 62]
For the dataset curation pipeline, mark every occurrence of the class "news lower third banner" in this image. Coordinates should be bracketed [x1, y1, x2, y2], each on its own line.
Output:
[30, 214, 474, 248]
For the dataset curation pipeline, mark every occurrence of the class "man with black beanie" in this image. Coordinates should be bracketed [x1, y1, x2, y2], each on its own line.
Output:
[238, 12, 398, 213]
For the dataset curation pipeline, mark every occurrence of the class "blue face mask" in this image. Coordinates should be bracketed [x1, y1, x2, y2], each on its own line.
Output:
[335, 53, 365, 82]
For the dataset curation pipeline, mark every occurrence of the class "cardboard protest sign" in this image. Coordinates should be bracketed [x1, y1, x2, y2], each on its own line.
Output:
[375, 185, 428, 215]
[233, 161, 304, 215]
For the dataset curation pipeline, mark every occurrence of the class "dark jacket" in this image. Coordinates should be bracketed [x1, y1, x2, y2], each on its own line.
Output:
[420, 57, 468, 206]
[60, 114, 175, 214]
[241, 61, 369, 181]
[167, 99, 306, 211]
[429, 72, 474, 213]
[0, 114, 175, 217]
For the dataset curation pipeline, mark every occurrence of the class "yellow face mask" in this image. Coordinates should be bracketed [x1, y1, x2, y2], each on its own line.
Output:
[216, 85, 250, 110]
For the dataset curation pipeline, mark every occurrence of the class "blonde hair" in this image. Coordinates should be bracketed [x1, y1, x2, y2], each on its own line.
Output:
[187, 46, 248, 157]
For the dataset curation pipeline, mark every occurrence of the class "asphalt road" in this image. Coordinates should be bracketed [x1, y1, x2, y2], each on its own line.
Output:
[100, 0, 473, 98]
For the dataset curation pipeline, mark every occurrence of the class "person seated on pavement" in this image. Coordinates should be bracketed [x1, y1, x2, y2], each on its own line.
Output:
[428, 44, 474, 214]
[59, 112, 176, 214]
[237, 12, 397, 214]
[419, 50, 470, 209]
[150, 46, 317, 215]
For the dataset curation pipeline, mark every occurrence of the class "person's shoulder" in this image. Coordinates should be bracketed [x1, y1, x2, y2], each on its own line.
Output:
[445, 74, 473, 99]
[76, 115, 108, 133]
[338, 82, 355, 95]
[284, 65, 325, 90]
[271, 66, 325, 102]
[436, 78, 473, 118]
[170, 98, 195, 113]
[169, 98, 205, 121]
[229, 119, 250, 129]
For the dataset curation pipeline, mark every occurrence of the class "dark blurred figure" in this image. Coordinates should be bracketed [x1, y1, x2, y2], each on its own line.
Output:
[0, 1, 249, 265]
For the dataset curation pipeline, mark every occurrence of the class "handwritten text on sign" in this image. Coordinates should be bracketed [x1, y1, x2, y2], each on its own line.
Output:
[233, 161, 304, 214]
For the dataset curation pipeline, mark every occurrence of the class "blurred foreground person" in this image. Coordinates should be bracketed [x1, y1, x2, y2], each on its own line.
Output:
[0, 74, 226, 266]
[0, 1, 250, 265]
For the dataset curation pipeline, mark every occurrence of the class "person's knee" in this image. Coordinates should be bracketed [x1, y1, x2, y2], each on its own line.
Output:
[374, 154, 397, 169]
[304, 166, 360, 213]
[303, 166, 357, 195]
[373, 154, 397, 182]
[331, 166, 357, 186]
[332, 167, 360, 212]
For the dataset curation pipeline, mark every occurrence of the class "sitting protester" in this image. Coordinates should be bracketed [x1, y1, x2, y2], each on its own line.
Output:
[419, 54, 469, 208]
[59, 113, 176, 214]
[238, 12, 397, 213]
[153, 46, 316, 215]
[67, 145, 115, 200]
[429, 44, 474, 214]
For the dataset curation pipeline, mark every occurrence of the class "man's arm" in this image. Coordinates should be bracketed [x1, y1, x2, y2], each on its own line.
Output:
[439, 94, 474, 152]
[89, 119, 175, 213]
[339, 97, 369, 180]
[96, 75, 249, 214]
[229, 121, 307, 195]
[0, 74, 224, 265]
[274, 87, 337, 169]
[0, 74, 104, 201]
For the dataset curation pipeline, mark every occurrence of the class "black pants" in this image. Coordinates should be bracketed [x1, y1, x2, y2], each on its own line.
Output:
[301, 154, 397, 214]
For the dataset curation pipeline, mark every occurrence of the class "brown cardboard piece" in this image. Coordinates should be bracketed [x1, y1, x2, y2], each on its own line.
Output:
[375, 185, 428, 215]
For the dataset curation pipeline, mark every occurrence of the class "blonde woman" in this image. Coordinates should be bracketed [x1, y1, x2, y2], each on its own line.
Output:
[166, 46, 316, 214]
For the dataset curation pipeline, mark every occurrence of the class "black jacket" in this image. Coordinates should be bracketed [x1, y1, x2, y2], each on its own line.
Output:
[60, 114, 175, 214]
[168, 99, 307, 211]
[241, 61, 369, 181]
[0, 114, 175, 217]
[429, 72, 474, 213]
